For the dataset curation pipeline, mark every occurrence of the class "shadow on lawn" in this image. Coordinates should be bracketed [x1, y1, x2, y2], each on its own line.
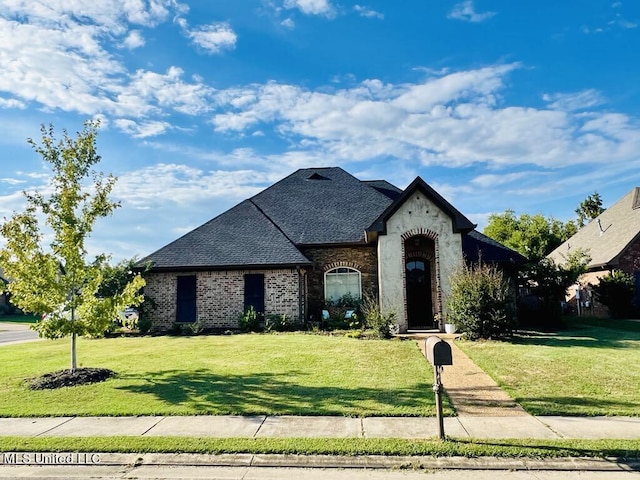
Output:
[517, 395, 640, 416]
[452, 438, 640, 461]
[511, 327, 640, 349]
[116, 369, 435, 416]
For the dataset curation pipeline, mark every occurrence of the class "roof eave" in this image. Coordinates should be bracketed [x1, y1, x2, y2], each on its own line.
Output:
[143, 261, 313, 273]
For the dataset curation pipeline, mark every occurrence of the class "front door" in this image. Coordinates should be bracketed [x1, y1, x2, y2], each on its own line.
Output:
[406, 259, 433, 329]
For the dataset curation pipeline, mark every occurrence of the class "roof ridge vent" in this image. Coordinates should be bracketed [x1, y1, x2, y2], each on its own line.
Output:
[307, 172, 330, 181]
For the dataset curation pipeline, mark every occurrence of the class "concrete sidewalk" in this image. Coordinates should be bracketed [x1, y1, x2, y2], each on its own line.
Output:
[1, 415, 640, 439]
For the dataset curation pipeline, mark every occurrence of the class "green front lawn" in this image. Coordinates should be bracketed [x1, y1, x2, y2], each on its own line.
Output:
[458, 317, 640, 416]
[1, 436, 638, 460]
[0, 334, 444, 417]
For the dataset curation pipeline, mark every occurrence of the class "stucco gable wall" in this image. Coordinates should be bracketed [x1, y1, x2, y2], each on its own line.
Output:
[144, 269, 301, 332]
[378, 192, 463, 332]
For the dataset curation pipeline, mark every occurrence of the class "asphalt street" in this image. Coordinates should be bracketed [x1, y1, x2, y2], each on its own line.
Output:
[0, 465, 638, 479]
[0, 322, 40, 346]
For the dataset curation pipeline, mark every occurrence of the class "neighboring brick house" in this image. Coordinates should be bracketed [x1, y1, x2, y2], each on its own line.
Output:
[139, 167, 523, 333]
[548, 187, 640, 316]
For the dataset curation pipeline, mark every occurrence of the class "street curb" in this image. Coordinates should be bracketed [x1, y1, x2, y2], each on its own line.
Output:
[3, 453, 638, 471]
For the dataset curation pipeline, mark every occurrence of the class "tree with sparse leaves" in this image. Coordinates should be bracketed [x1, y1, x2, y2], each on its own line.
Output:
[0, 121, 145, 372]
[575, 192, 604, 228]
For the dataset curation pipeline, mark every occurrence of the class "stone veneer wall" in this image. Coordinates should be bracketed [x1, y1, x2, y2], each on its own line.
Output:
[144, 269, 302, 332]
[300, 246, 378, 322]
[378, 192, 464, 333]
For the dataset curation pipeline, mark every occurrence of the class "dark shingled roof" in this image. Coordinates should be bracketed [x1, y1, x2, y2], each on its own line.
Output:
[251, 167, 395, 245]
[138, 199, 312, 270]
[362, 180, 403, 201]
[463, 230, 527, 265]
[140, 167, 521, 271]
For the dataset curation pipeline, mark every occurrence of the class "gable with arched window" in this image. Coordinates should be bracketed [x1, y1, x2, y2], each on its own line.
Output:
[324, 267, 362, 302]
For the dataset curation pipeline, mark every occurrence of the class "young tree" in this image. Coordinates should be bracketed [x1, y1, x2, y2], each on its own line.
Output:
[0, 121, 145, 372]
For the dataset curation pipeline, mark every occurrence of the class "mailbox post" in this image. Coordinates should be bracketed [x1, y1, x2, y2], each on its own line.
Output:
[424, 336, 453, 440]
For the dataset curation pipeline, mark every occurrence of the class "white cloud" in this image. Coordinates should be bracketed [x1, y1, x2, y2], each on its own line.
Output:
[0, 1, 213, 135]
[543, 89, 604, 111]
[0, 177, 25, 185]
[353, 5, 384, 20]
[122, 30, 145, 49]
[180, 20, 237, 54]
[582, 2, 637, 33]
[283, 0, 335, 17]
[114, 118, 172, 138]
[448, 1, 496, 23]
[120, 67, 214, 116]
[471, 172, 533, 188]
[210, 64, 640, 171]
[281, 17, 295, 28]
[0, 97, 25, 109]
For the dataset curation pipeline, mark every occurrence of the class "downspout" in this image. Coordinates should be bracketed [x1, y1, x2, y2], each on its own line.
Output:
[296, 266, 305, 326]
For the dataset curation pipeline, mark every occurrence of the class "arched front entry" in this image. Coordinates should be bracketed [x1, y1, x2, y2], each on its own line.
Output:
[404, 236, 437, 330]
[406, 258, 433, 329]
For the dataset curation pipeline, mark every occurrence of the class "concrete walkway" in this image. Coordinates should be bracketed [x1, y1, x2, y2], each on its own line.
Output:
[1, 414, 640, 440]
[413, 334, 527, 416]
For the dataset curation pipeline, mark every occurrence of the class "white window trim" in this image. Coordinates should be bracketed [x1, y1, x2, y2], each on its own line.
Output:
[324, 267, 362, 303]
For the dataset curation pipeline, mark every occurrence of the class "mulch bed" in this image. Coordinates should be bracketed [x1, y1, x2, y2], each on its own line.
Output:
[28, 367, 116, 390]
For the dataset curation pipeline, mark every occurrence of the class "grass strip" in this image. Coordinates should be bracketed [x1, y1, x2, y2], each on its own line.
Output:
[0, 437, 638, 459]
[0, 315, 38, 324]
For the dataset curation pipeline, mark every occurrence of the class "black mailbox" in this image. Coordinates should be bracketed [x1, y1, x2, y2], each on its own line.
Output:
[425, 336, 453, 366]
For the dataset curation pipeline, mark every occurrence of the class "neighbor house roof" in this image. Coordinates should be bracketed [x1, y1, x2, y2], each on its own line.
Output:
[548, 187, 640, 269]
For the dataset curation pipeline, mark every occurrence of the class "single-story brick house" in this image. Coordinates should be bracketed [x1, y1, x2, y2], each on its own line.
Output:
[548, 186, 640, 316]
[139, 167, 523, 333]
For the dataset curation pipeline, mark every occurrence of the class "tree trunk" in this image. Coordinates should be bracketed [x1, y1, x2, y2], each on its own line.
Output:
[70, 306, 77, 373]
[71, 332, 77, 372]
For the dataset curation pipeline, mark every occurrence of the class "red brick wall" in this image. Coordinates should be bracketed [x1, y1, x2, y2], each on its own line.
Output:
[618, 235, 640, 274]
[144, 269, 302, 332]
[300, 246, 378, 322]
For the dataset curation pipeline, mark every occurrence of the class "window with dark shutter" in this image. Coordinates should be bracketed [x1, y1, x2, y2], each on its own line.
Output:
[176, 275, 197, 323]
[244, 274, 265, 315]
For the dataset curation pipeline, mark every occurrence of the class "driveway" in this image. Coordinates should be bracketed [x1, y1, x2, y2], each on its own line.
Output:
[0, 322, 41, 346]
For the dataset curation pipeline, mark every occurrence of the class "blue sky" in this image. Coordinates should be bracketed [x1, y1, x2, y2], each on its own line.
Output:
[1, 0, 639, 262]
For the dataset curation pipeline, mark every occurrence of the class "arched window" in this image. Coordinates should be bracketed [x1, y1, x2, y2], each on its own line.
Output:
[324, 267, 361, 302]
